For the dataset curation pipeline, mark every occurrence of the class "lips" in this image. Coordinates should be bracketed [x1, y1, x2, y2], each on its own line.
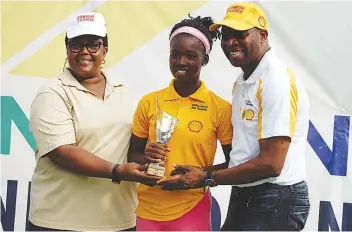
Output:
[77, 58, 94, 65]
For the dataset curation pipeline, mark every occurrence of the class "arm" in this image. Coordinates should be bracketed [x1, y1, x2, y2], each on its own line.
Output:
[128, 134, 167, 164]
[30, 92, 159, 184]
[48, 144, 160, 184]
[203, 144, 231, 171]
[203, 102, 233, 171]
[47, 145, 114, 178]
[213, 136, 290, 185]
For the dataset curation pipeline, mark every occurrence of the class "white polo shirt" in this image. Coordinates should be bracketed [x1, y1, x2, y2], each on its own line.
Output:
[29, 69, 138, 231]
[229, 49, 309, 187]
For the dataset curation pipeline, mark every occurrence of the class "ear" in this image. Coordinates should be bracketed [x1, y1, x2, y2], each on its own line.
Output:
[202, 54, 209, 66]
[103, 46, 108, 56]
[259, 30, 268, 42]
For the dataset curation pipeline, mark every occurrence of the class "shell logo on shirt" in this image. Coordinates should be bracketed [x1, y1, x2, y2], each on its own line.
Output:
[245, 109, 255, 120]
[188, 120, 203, 132]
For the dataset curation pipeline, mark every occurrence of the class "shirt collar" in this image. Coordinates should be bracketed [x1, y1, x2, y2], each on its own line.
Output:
[59, 68, 122, 90]
[237, 49, 272, 85]
[164, 79, 209, 103]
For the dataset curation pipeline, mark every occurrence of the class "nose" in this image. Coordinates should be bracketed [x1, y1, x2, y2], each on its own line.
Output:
[222, 37, 240, 47]
[80, 45, 89, 54]
[176, 56, 187, 66]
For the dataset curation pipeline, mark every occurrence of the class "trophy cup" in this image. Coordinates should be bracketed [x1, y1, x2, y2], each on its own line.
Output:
[146, 94, 179, 177]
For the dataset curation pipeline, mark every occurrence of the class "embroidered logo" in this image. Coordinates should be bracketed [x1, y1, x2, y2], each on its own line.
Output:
[258, 16, 266, 27]
[245, 100, 253, 107]
[188, 120, 203, 133]
[77, 15, 95, 22]
[245, 109, 255, 120]
[191, 104, 208, 111]
[227, 5, 245, 14]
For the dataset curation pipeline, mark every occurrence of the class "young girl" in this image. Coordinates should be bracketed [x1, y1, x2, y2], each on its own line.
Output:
[129, 15, 233, 231]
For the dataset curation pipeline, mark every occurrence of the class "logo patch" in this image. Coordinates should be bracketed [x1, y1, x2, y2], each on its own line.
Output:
[245, 109, 255, 120]
[191, 104, 208, 111]
[228, 5, 245, 14]
[188, 120, 203, 133]
[258, 16, 266, 27]
[77, 15, 95, 22]
[245, 100, 253, 107]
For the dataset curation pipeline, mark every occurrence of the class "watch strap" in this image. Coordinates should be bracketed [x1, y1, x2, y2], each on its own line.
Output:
[111, 164, 121, 184]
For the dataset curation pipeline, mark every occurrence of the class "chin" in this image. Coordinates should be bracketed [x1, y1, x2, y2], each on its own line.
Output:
[229, 59, 247, 68]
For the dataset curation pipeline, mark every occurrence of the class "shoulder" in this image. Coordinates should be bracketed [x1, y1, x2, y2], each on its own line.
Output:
[139, 87, 168, 103]
[207, 90, 231, 111]
[255, 57, 297, 97]
[33, 75, 68, 100]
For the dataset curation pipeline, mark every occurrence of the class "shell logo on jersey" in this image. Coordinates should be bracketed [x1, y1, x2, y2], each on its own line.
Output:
[188, 120, 203, 132]
[245, 109, 255, 120]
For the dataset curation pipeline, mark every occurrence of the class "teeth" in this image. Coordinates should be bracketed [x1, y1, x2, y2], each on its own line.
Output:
[176, 70, 186, 74]
[230, 51, 242, 56]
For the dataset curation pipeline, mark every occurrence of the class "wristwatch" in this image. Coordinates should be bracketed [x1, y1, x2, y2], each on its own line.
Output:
[111, 164, 121, 184]
[204, 170, 216, 187]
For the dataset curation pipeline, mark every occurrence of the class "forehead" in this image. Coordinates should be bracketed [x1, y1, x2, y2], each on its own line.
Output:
[170, 34, 204, 53]
[221, 26, 247, 34]
[69, 35, 103, 43]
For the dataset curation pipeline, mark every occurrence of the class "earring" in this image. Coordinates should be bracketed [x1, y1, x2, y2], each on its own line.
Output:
[102, 59, 105, 64]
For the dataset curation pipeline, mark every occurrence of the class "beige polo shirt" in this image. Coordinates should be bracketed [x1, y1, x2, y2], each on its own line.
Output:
[29, 69, 138, 231]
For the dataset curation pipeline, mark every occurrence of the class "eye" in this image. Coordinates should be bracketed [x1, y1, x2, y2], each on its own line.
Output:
[186, 54, 196, 60]
[170, 53, 178, 59]
[87, 41, 100, 48]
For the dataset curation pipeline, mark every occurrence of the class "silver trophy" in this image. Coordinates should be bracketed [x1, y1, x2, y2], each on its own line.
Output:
[146, 94, 179, 177]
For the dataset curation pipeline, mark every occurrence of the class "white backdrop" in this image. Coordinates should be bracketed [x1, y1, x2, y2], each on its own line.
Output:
[1, 1, 351, 231]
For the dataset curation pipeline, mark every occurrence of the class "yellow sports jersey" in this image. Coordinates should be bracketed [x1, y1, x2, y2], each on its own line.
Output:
[132, 80, 233, 221]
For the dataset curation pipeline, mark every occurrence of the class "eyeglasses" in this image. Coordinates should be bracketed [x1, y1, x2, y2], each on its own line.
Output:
[68, 41, 103, 53]
[220, 28, 259, 41]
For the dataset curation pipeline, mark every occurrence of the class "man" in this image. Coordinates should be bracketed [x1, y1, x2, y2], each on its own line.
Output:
[158, 2, 310, 231]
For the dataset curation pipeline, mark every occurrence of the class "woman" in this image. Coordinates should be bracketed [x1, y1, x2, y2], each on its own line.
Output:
[29, 12, 160, 231]
[128, 16, 233, 231]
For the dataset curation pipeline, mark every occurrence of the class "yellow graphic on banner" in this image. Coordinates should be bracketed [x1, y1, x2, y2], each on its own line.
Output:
[2, 1, 207, 78]
[1, 1, 88, 63]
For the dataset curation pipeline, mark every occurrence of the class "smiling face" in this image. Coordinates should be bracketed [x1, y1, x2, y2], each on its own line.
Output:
[169, 33, 209, 83]
[220, 26, 267, 68]
[66, 35, 107, 78]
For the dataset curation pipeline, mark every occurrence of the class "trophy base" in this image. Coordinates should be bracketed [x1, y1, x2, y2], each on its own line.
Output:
[146, 162, 165, 178]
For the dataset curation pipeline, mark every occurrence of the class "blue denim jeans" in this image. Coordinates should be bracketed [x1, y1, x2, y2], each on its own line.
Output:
[221, 181, 310, 231]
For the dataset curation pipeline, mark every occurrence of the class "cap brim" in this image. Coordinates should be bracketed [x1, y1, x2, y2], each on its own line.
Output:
[66, 26, 106, 39]
[209, 19, 255, 31]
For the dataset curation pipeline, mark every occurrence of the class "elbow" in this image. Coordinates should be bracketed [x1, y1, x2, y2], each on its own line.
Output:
[267, 163, 283, 177]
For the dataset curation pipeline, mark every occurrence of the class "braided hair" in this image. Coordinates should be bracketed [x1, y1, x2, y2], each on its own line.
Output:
[169, 14, 220, 53]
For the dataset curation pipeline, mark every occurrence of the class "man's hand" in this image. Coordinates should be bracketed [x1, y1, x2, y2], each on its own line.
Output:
[157, 165, 207, 190]
[118, 162, 161, 186]
[143, 143, 171, 164]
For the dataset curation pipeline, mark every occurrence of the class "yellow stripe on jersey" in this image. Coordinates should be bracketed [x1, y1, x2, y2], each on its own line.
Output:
[256, 78, 263, 139]
[287, 68, 298, 137]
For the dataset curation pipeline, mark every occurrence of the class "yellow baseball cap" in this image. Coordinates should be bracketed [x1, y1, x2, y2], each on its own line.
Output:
[209, 2, 269, 32]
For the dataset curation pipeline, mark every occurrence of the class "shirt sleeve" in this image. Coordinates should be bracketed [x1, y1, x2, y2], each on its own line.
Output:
[132, 96, 150, 138]
[257, 69, 298, 140]
[217, 103, 233, 145]
[30, 92, 76, 157]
